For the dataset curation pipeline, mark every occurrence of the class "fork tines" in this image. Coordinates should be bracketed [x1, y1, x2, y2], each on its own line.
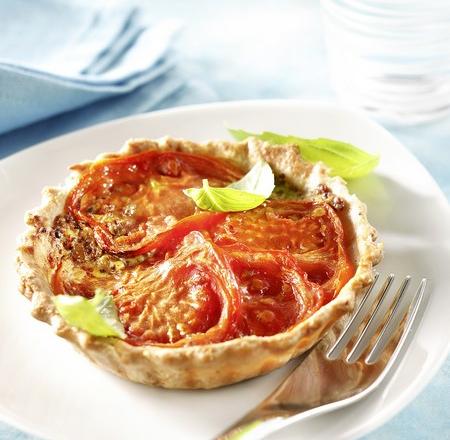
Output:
[327, 273, 428, 364]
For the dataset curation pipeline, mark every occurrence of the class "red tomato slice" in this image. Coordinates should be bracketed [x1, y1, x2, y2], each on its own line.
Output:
[212, 200, 355, 302]
[66, 151, 243, 254]
[114, 232, 240, 346]
[223, 246, 326, 337]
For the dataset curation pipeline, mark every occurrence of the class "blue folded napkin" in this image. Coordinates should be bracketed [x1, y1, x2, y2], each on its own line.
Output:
[0, 0, 183, 135]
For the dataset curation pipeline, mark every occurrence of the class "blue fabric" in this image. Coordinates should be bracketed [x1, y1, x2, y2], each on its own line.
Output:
[0, 0, 182, 135]
[0, 67, 217, 158]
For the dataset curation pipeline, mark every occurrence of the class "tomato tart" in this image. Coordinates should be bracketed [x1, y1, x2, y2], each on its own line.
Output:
[17, 137, 382, 389]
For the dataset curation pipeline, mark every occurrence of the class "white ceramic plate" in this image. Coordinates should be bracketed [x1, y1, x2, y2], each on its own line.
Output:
[1, 101, 449, 440]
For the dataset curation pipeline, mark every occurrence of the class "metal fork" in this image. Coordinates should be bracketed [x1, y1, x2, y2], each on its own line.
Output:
[217, 273, 429, 440]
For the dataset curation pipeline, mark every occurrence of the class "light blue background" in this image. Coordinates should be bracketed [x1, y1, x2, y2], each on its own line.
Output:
[1, 1, 448, 439]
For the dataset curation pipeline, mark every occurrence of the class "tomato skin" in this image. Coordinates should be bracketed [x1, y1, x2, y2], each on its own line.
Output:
[58, 151, 356, 346]
[115, 233, 241, 346]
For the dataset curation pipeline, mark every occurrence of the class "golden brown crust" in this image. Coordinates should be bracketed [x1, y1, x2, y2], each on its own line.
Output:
[16, 137, 382, 389]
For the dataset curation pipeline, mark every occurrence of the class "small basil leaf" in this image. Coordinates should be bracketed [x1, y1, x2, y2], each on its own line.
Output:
[229, 128, 379, 180]
[183, 179, 267, 212]
[183, 161, 274, 212]
[53, 289, 125, 338]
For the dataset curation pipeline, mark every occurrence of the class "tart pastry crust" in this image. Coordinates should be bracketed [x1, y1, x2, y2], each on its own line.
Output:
[17, 137, 382, 389]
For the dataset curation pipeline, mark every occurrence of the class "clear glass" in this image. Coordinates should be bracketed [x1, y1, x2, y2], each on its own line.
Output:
[321, 0, 450, 125]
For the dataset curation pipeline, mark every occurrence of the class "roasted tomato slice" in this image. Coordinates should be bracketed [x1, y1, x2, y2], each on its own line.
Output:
[223, 246, 326, 337]
[213, 200, 337, 253]
[66, 151, 243, 255]
[128, 211, 227, 259]
[212, 200, 354, 302]
[114, 232, 240, 346]
[51, 259, 100, 297]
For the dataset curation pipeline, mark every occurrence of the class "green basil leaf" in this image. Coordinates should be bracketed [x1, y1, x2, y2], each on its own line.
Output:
[183, 161, 274, 212]
[229, 128, 379, 180]
[53, 289, 125, 338]
[184, 179, 267, 212]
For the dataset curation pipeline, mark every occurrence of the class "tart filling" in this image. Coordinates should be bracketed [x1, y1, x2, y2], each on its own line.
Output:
[17, 137, 382, 389]
[48, 150, 354, 347]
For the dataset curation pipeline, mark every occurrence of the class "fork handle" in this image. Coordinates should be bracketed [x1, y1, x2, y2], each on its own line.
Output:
[217, 347, 319, 439]
[216, 406, 300, 440]
[216, 413, 287, 440]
